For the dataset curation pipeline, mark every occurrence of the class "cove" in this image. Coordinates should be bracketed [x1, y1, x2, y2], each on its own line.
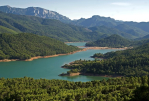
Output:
[0, 42, 120, 82]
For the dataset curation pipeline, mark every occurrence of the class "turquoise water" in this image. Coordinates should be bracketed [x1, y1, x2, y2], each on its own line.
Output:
[65, 42, 86, 47]
[0, 42, 120, 82]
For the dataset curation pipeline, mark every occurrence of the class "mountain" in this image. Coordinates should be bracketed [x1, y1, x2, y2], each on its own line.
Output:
[137, 34, 149, 40]
[0, 5, 71, 23]
[71, 15, 120, 27]
[85, 34, 131, 48]
[0, 33, 80, 60]
[1, 6, 149, 40]
[115, 24, 149, 38]
[124, 22, 149, 33]
[0, 11, 100, 42]
[88, 26, 137, 39]
[71, 16, 149, 39]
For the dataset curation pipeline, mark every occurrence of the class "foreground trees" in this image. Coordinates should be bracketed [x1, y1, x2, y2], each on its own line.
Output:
[0, 76, 148, 100]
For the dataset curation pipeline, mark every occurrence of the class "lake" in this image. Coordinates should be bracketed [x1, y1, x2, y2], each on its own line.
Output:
[0, 42, 121, 82]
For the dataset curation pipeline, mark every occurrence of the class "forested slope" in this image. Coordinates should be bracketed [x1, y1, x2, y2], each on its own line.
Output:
[86, 34, 131, 48]
[63, 42, 149, 77]
[0, 33, 80, 60]
[72, 16, 149, 39]
[0, 11, 148, 42]
[88, 26, 142, 39]
[0, 11, 96, 42]
[0, 25, 18, 34]
[0, 76, 148, 100]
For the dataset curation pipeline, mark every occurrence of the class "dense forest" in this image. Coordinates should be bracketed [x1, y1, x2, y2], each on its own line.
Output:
[0, 11, 91, 42]
[86, 34, 149, 48]
[0, 11, 109, 42]
[85, 34, 131, 48]
[0, 76, 148, 100]
[0, 33, 80, 60]
[88, 25, 147, 39]
[62, 42, 149, 77]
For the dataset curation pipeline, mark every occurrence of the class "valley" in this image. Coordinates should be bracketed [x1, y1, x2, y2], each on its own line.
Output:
[0, 3, 149, 100]
[0, 42, 120, 81]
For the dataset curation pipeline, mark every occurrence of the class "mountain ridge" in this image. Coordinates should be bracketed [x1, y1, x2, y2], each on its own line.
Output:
[0, 5, 71, 23]
[0, 11, 97, 42]
[0, 5, 149, 40]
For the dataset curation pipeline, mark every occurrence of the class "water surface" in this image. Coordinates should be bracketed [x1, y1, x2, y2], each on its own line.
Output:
[0, 42, 120, 82]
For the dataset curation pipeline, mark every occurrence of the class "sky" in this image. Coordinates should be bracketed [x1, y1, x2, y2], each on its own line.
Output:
[0, 0, 149, 22]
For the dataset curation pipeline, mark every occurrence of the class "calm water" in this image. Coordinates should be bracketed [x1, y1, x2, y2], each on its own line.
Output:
[0, 42, 120, 82]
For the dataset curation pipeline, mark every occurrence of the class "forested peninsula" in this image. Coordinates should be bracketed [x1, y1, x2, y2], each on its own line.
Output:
[85, 34, 131, 48]
[61, 42, 149, 77]
[0, 33, 80, 61]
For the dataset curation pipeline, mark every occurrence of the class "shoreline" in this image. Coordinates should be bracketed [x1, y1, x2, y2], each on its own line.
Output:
[81, 46, 130, 50]
[0, 46, 131, 62]
[59, 72, 122, 78]
[65, 41, 88, 43]
[0, 49, 85, 62]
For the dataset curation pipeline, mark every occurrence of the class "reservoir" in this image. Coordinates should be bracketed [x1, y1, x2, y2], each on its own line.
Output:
[0, 42, 120, 82]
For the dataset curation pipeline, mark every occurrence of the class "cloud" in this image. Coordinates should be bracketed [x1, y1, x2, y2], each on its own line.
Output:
[111, 2, 131, 6]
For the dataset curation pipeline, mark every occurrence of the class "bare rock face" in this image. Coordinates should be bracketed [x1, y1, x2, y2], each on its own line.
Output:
[0, 5, 71, 23]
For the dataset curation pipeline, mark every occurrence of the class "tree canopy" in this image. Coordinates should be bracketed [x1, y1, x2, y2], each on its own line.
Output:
[63, 42, 149, 77]
[0, 33, 80, 60]
[86, 34, 131, 48]
[0, 76, 148, 100]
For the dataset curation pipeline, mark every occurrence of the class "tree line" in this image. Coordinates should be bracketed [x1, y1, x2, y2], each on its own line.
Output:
[0, 76, 148, 100]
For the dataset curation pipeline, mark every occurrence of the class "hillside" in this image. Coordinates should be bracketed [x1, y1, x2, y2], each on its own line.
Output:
[72, 16, 149, 39]
[1, 6, 149, 40]
[72, 15, 119, 27]
[1, 11, 135, 42]
[62, 42, 149, 77]
[88, 26, 137, 39]
[0, 5, 71, 23]
[0, 25, 18, 34]
[125, 22, 149, 33]
[0, 11, 98, 42]
[136, 34, 149, 40]
[115, 24, 149, 39]
[0, 33, 80, 60]
[86, 34, 131, 48]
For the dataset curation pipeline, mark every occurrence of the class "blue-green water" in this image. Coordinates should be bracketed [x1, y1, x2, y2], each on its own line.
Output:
[66, 42, 86, 47]
[0, 42, 120, 82]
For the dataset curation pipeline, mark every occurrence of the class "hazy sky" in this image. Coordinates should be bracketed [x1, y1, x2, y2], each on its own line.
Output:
[0, 0, 149, 22]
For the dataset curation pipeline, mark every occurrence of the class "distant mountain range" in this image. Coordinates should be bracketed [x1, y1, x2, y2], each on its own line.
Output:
[0, 11, 106, 42]
[0, 5, 149, 41]
[0, 5, 71, 23]
[71, 16, 149, 39]
[71, 15, 120, 27]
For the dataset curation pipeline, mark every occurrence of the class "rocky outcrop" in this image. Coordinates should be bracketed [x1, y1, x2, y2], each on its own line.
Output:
[0, 5, 71, 23]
